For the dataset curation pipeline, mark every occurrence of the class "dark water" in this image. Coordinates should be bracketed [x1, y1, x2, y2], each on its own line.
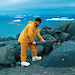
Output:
[0, 15, 75, 37]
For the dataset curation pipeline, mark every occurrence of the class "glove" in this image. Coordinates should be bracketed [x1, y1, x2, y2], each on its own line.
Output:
[32, 41, 36, 45]
[41, 39, 46, 43]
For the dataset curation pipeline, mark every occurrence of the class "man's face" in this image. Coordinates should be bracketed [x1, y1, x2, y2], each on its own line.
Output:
[35, 21, 40, 27]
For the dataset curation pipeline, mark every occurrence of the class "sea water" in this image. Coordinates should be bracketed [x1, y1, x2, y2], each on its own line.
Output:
[0, 15, 75, 37]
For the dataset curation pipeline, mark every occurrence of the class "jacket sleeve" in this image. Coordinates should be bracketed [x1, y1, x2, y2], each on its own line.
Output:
[37, 29, 43, 40]
[28, 25, 34, 43]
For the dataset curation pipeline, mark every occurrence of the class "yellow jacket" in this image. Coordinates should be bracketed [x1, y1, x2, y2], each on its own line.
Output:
[18, 21, 43, 43]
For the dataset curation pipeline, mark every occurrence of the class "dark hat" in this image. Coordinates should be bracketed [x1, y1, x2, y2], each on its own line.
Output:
[35, 18, 41, 23]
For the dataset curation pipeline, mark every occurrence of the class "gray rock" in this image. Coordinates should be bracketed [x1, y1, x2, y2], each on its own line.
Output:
[0, 42, 7, 47]
[42, 34, 57, 54]
[66, 21, 75, 36]
[0, 45, 16, 66]
[40, 41, 75, 67]
[0, 36, 16, 42]
[44, 29, 55, 35]
[70, 35, 75, 42]
[7, 37, 16, 40]
[54, 32, 70, 42]
[0, 40, 21, 63]
[53, 21, 71, 32]
[40, 26, 52, 36]
[40, 29, 46, 36]
[16, 34, 20, 40]
[54, 30, 62, 34]
[43, 26, 52, 30]
[53, 41, 62, 49]
[0, 40, 19, 48]
[0, 37, 8, 42]
[13, 45, 21, 62]
[20, 72, 27, 75]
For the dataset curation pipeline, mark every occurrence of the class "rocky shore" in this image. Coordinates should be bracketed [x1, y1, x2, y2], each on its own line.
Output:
[0, 21, 75, 75]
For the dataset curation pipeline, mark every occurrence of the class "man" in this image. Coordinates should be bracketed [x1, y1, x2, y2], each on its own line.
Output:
[18, 18, 46, 67]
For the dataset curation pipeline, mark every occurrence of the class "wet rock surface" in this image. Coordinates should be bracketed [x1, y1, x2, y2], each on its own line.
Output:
[0, 45, 16, 66]
[53, 21, 71, 32]
[40, 41, 75, 67]
[66, 21, 75, 36]
[41, 34, 57, 54]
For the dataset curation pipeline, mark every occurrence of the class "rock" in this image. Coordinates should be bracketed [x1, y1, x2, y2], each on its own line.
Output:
[41, 34, 57, 54]
[0, 36, 16, 42]
[43, 26, 52, 30]
[54, 32, 70, 42]
[66, 21, 75, 36]
[40, 29, 46, 36]
[0, 37, 8, 42]
[0, 42, 7, 47]
[54, 30, 62, 34]
[40, 26, 52, 36]
[70, 35, 75, 42]
[40, 41, 75, 67]
[13, 45, 21, 62]
[53, 21, 71, 32]
[0, 45, 16, 66]
[32, 74, 41, 75]
[16, 34, 20, 40]
[0, 40, 21, 62]
[27, 46, 44, 58]
[0, 40, 19, 48]
[20, 72, 27, 75]
[7, 37, 16, 40]
[53, 41, 62, 49]
[43, 29, 55, 35]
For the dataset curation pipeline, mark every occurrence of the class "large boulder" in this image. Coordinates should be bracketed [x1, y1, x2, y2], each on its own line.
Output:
[66, 21, 75, 36]
[53, 21, 71, 32]
[41, 29, 55, 36]
[40, 26, 53, 36]
[13, 45, 21, 62]
[42, 26, 52, 30]
[0, 36, 16, 42]
[70, 35, 75, 42]
[54, 32, 70, 42]
[0, 40, 21, 62]
[0, 40, 19, 48]
[41, 34, 57, 54]
[0, 42, 7, 47]
[52, 41, 62, 49]
[40, 29, 47, 36]
[6, 40, 21, 62]
[40, 41, 75, 67]
[0, 45, 16, 66]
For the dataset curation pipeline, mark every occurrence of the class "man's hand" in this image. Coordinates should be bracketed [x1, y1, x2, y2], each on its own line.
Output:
[41, 39, 46, 43]
[32, 41, 36, 45]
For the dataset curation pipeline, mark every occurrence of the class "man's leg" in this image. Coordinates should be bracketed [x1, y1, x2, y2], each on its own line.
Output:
[20, 43, 30, 66]
[29, 44, 42, 61]
[20, 43, 28, 61]
[29, 44, 37, 57]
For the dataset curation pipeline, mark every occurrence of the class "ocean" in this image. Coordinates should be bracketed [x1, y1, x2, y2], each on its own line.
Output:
[0, 15, 75, 37]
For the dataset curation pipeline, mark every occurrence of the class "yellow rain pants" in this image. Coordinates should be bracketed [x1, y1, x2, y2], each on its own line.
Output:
[20, 43, 37, 61]
[18, 21, 43, 61]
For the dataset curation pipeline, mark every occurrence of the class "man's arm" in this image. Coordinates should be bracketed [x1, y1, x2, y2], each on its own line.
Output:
[28, 25, 34, 43]
[37, 29, 43, 40]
